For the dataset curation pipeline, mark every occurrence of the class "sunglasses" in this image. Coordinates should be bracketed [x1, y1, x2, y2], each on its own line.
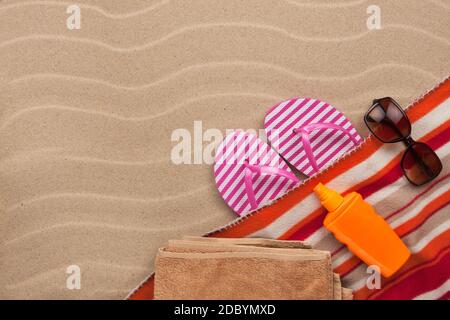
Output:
[364, 97, 442, 186]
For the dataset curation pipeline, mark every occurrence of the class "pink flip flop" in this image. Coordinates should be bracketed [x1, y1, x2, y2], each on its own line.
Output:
[264, 98, 362, 176]
[214, 131, 299, 216]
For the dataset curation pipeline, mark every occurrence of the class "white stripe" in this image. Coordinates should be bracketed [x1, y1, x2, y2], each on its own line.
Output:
[409, 220, 450, 253]
[291, 114, 348, 165]
[227, 143, 282, 210]
[235, 149, 290, 212]
[273, 99, 320, 140]
[218, 133, 260, 189]
[296, 120, 351, 170]
[314, 123, 353, 164]
[236, 174, 276, 212]
[277, 106, 335, 155]
[233, 151, 282, 212]
[218, 131, 245, 164]
[269, 103, 321, 153]
[310, 140, 354, 175]
[390, 183, 449, 228]
[266, 177, 288, 200]
[276, 109, 341, 167]
[249, 98, 450, 239]
[218, 137, 259, 194]
[288, 113, 345, 164]
[306, 227, 329, 247]
[266, 98, 305, 130]
[332, 250, 354, 269]
[274, 101, 328, 146]
[264, 99, 293, 122]
[413, 280, 450, 300]
[365, 181, 404, 210]
[226, 142, 278, 203]
[215, 133, 246, 180]
[223, 140, 270, 201]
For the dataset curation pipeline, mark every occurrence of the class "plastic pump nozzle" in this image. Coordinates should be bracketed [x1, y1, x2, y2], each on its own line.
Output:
[313, 183, 344, 212]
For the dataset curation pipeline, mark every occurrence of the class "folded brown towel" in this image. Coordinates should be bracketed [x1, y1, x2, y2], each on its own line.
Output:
[154, 237, 352, 300]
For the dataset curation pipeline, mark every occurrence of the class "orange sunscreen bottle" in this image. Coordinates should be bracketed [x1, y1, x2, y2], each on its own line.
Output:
[313, 183, 410, 278]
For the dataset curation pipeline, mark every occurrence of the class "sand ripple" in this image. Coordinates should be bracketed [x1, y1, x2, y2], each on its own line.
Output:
[1, 24, 449, 49]
[0, 0, 171, 18]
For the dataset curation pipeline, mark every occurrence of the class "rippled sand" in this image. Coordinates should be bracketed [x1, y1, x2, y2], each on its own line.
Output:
[0, 0, 449, 299]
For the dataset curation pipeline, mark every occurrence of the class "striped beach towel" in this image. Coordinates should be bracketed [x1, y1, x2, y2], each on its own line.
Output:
[128, 77, 450, 300]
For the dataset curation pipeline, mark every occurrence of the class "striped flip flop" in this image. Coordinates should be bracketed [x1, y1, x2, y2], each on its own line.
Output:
[264, 98, 362, 176]
[214, 131, 299, 216]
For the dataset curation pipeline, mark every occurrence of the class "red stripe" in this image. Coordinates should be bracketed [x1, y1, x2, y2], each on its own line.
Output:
[400, 202, 449, 237]
[288, 211, 326, 240]
[438, 291, 450, 300]
[426, 123, 450, 149]
[371, 248, 450, 300]
[358, 166, 403, 198]
[129, 275, 155, 300]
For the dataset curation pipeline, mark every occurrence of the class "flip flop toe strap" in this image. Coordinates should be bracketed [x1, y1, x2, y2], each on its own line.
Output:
[293, 123, 359, 174]
[243, 161, 299, 210]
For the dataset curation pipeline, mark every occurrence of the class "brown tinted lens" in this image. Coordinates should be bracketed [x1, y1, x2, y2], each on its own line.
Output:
[402, 142, 442, 185]
[366, 98, 411, 142]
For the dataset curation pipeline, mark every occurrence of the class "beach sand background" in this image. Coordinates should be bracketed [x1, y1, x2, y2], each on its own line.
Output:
[0, 0, 449, 299]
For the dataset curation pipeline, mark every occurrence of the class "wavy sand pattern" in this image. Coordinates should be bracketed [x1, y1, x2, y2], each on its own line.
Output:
[0, 0, 449, 299]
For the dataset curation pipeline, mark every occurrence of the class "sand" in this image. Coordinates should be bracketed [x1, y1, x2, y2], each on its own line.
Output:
[0, 0, 449, 299]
